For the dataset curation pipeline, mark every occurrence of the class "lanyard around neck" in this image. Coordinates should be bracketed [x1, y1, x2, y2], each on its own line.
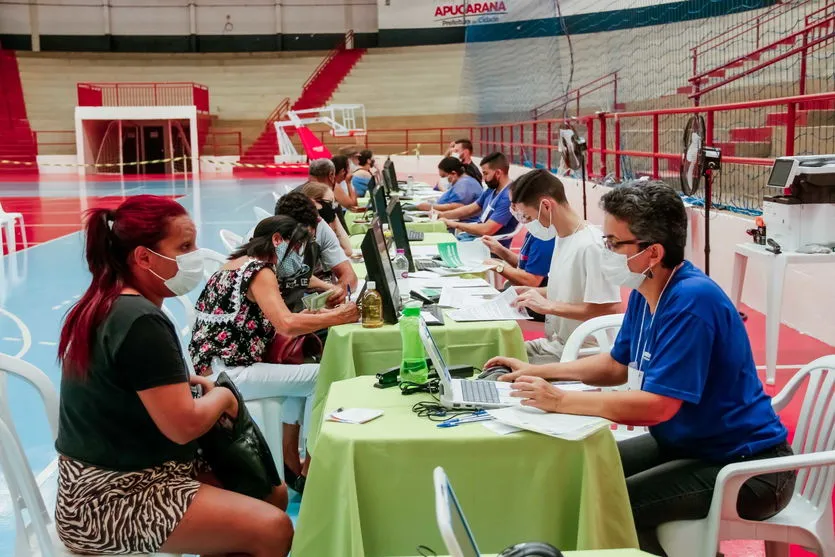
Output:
[634, 263, 682, 369]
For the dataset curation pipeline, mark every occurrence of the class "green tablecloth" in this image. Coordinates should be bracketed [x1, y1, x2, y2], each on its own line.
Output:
[346, 213, 449, 235]
[294, 377, 639, 557]
[350, 231, 456, 249]
[404, 540, 652, 557]
[308, 315, 526, 451]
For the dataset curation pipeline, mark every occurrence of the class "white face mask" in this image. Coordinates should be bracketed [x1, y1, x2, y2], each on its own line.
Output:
[148, 249, 205, 296]
[525, 201, 557, 241]
[450, 151, 461, 160]
[600, 247, 651, 289]
[437, 176, 450, 189]
[349, 161, 359, 172]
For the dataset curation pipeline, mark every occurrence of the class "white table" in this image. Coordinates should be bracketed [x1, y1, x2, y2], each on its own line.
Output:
[730, 242, 835, 384]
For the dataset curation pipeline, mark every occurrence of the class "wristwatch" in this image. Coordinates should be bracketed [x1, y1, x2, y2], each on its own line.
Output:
[495, 263, 505, 274]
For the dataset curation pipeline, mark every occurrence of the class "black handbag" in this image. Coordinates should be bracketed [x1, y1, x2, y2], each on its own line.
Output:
[197, 372, 281, 500]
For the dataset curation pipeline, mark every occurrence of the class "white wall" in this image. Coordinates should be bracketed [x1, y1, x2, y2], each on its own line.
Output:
[0, 0, 371, 37]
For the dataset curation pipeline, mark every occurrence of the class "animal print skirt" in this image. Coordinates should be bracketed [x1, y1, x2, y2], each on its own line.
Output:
[55, 456, 207, 554]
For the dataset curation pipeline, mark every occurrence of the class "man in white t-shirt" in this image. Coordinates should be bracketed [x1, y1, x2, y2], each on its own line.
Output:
[509, 169, 622, 364]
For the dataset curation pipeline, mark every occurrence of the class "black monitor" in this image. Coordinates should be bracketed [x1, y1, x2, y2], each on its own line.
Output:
[386, 198, 415, 273]
[383, 158, 402, 192]
[370, 178, 389, 224]
[360, 218, 402, 324]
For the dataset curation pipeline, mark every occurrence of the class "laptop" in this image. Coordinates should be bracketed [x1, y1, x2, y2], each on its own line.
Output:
[434, 466, 480, 557]
[418, 321, 519, 409]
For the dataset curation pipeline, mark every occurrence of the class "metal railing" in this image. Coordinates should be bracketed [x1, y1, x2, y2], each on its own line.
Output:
[478, 91, 835, 210]
[690, 0, 817, 77]
[76, 82, 210, 113]
[313, 126, 477, 155]
[531, 72, 619, 120]
[690, 12, 835, 103]
[301, 30, 354, 93]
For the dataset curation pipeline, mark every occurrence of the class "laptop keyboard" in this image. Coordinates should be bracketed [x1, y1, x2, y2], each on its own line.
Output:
[415, 259, 440, 271]
[461, 380, 500, 404]
[407, 230, 425, 242]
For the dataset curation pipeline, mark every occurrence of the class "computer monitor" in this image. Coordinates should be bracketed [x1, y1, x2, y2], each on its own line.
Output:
[360, 218, 402, 324]
[384, 158, 403, 190]
[386, 198, 415, 273]
[370, 178, 389, 225]
[434, 467, 480, 557]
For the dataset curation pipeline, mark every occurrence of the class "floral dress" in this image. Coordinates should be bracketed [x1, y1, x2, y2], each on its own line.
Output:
[189, 258, 276, 376]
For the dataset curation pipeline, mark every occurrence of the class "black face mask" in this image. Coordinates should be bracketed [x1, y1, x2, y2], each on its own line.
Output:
[318, 202, 336, 223]
[485, 176, 500, 189]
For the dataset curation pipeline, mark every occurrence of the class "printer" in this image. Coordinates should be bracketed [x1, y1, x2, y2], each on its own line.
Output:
[762, 155, 835, 252]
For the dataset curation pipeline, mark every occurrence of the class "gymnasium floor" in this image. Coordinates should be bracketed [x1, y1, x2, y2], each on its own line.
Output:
[0, 174, 832, 556]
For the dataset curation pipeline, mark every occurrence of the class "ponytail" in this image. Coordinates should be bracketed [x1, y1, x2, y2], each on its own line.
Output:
[230, 215, 312, 262]
[58, 195, 187, 379]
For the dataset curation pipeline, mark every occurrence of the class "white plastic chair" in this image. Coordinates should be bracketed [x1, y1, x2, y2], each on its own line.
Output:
[0, 355, 179, 557]
[219, 229, 243, 253]
[0, 202, 27, 254]
[657, 354, 835, 557]
[253, 206, 271, 222]
[560, 313, 625, 363]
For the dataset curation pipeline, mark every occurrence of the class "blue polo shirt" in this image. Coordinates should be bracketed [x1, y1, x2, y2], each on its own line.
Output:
[353, 175, 372, 197]
[610, 261, 787, 462]
[475, 186, 517, 247]
[518, 233, 554, 278]
[437, 175, 483, 223]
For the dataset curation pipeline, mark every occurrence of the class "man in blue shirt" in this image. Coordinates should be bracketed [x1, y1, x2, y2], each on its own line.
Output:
[482, 232, 553, 288]
[484, 182, 795, 556]
[414, 157, 483, 222]
[439, 152, 518, 247]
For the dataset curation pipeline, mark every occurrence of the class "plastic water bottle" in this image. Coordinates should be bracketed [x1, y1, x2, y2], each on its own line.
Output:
[361, 281, 384, 329]
[399, 302, 429, 385]
[392, 249, 410, 304]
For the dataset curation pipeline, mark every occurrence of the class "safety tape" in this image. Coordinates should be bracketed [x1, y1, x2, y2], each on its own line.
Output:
[0, 156, 309, 170]
[1, 146, 424, 169]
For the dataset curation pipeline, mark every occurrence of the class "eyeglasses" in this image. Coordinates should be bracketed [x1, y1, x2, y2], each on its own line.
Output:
[603, 236, 652, 251]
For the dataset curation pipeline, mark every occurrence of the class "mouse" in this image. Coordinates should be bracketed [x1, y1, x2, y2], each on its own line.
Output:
[498, 542, 563, 557]
[477, 365, 511, 381]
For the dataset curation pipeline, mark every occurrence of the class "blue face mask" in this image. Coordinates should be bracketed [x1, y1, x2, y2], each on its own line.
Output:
[275, 242, 308, 279]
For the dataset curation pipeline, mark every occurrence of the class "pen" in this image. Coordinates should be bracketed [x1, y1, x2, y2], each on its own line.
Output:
[347, 285, 352, 301]
[437, 415, 494, 428]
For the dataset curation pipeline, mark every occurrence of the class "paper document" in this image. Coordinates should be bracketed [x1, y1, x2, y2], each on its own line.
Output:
[420, 309, 443, 325]
[487, 407, 610, 441]
[449, 288, 532, 322]
[438, 285, 500, 308]
[410, 245, 439, 258]
[327, 408, 384, 424]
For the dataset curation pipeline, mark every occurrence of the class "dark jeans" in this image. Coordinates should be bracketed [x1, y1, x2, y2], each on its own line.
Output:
[617, 435, 796, 556]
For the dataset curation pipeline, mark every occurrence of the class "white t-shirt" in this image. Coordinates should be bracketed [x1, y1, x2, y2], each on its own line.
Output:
[545, 224, 621, 345]
[317, 219, 348, 271]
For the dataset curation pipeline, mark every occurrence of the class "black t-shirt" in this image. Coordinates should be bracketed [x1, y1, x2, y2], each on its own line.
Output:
[464, 161, 483, 184]
[56, 295, 197, 471]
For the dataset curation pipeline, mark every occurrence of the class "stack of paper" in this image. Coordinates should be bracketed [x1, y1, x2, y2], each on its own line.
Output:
[326, 408, 384, 424]
[449, 288, 532, 322]
[438, 285, 500, 308]
[487, 407, 610, 441]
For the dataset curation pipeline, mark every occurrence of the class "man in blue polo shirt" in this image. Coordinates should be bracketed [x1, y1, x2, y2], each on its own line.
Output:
[438, 152, 518, 247]
[483, 182, 795, 556]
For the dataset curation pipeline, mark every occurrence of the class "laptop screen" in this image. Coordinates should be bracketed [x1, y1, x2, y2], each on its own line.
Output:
[443, 474, 480, 556]
[419, 321, 452, 386]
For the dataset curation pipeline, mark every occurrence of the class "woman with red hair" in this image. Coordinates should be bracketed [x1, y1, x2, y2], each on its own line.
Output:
[55, 195, 292, 557]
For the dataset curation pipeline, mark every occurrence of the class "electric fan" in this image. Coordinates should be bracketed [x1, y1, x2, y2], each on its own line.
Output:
[559, 122, 589, 218]
[678, 114, 721, 275]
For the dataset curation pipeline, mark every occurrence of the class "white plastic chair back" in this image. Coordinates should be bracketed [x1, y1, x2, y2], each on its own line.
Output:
[657, 354, 835, 557]
[253, 206, 271, 222]
[201, 248, 228, 279]
[219, 229, 243, 253]
[560, 313, 624, 363]
[772, 355, 835, 507]
[0, 355, 60, 557]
